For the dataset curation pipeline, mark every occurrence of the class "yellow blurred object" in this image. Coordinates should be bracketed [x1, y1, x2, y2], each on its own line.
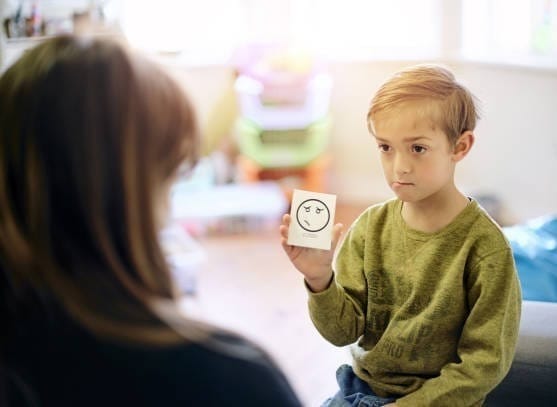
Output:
[254, 46, 313, 76]
[201, 70, 240, 157]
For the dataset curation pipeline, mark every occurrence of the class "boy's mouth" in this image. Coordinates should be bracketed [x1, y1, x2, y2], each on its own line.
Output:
[393, 181, 414, 187]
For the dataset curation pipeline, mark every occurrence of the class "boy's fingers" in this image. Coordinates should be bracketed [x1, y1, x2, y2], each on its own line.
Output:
[279, 224, 289, 239]
[280, 237, 294, 255]
[282, 213, 291, 225]
[280, 214, 291, 239]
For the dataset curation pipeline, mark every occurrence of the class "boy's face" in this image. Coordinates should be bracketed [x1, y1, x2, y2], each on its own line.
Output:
[372, 105, 460, 205]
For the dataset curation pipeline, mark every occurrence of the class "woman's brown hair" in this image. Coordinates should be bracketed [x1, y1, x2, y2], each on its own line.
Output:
[0, 35, 200, 345]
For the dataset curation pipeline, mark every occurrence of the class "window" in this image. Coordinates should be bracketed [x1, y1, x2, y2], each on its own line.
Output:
[284, 0, 441, 60]
[119, 0, 442, 63]
[462, 0, 557, 68]
[6, 1, 555, 69]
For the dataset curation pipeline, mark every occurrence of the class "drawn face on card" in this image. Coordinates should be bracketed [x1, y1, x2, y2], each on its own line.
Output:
[295, 199, 331, 232]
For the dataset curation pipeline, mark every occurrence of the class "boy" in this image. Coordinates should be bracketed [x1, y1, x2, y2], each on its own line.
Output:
[280, 64, 521, 407]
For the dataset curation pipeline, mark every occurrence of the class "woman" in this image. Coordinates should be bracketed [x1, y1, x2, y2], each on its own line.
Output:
[0, 35, 301, 407]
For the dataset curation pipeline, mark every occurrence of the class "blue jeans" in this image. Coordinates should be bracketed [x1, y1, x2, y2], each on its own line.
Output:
[321, 364, 396, 407]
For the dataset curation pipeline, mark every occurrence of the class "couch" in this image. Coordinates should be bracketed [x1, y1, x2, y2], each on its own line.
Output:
[486, 300, 557, 406]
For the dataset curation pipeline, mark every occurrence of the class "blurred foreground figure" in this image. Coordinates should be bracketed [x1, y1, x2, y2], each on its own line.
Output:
[0, 35, 301, 407]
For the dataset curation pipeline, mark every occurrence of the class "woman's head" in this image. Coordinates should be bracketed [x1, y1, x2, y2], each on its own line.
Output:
[0, 35, 199, 343]
[367, 64, 479, 145]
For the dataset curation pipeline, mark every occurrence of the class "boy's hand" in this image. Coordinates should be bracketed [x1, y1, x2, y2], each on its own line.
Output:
[279, 214, 343, 292]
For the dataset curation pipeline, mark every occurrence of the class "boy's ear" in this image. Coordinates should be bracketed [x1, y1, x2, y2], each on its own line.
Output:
[452, 131, 474, 162]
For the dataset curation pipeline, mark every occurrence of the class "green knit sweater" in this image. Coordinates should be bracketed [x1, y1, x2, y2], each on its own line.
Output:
[308, 199, 521, 407]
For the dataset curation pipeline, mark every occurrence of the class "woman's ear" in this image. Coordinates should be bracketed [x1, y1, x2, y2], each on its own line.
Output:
[452, 130, 474, 162]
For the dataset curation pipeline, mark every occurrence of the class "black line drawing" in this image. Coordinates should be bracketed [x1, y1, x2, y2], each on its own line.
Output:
[295, 198, 331, 232]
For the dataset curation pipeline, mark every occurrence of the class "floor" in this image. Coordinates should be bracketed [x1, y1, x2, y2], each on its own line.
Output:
[178, 203, 367, 407]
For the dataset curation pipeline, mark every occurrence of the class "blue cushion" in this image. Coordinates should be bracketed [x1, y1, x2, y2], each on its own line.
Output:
[504, 215, 557, 302]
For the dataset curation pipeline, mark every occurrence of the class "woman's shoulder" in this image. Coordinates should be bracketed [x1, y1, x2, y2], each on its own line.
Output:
[2, 303, 302, 407]
[111, 328, 303, 406]
[170, 328, 279, 370]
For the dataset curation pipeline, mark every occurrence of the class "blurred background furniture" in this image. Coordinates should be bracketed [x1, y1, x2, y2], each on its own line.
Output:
[504, 215, 557, 303]
[487, 216, 557, 405]
[232, 44, 333, 199]
[486, 300, 557, 406]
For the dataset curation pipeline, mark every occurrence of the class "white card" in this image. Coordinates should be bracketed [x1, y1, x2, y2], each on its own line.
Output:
[287, 189, 337, 250]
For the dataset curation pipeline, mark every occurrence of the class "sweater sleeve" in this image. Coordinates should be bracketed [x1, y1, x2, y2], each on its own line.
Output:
[307, 215, 369, 347]
[396, 248, 522, 407]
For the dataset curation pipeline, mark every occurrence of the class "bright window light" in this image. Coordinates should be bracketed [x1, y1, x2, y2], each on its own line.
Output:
[120, 0, 441, 62]
[120, 0, 247, 58]
[462, 0, 557, 66]
[301, 0, 441, 59]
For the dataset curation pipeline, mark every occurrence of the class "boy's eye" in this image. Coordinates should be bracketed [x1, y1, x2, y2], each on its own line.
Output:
[315, 207, 323, 214]
[412, 145, 427, 154]
[377, 144, 391, 152]
[303, 205, 311, 212]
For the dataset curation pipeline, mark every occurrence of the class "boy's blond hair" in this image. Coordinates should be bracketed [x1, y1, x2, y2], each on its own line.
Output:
[367, 64, 480, 145]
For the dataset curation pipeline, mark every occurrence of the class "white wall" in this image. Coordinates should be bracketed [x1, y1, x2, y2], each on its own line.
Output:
[174, 59, 557, 224]
[453, 63, 557, 223]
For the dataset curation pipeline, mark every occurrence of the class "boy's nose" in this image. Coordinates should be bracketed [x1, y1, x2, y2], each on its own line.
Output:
[394, 155, 411, 176]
